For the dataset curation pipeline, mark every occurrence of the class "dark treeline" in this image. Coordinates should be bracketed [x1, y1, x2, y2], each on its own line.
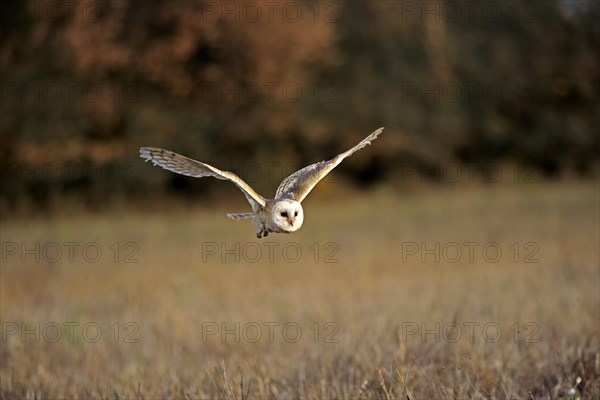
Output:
[1, 0, 599, 213]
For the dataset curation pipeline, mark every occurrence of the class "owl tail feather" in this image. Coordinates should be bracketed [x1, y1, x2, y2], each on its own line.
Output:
[227, 213, 255, 221]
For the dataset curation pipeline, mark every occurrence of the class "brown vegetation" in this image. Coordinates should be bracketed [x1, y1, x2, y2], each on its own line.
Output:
[1, 182, 598, 398]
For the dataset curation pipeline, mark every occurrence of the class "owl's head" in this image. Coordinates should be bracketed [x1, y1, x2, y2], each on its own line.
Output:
[272, 199, 304, 233]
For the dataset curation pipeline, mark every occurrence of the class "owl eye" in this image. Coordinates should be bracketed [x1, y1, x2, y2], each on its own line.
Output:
[280, 212, 288, 217]
[294, 211, 298, 217]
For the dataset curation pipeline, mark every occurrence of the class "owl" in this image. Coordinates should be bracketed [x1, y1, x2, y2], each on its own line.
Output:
[140, 127, 384, 238]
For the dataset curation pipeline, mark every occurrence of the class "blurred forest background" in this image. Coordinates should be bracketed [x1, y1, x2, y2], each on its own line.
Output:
[0, 0, 599, 214]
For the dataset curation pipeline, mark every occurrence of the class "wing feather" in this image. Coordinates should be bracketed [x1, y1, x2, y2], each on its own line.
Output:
[140, 147, 266, 212]
[275, 127, 384, 202]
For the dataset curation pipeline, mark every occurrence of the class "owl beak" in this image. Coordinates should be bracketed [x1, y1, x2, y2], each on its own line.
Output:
[287, 217, 294, 227]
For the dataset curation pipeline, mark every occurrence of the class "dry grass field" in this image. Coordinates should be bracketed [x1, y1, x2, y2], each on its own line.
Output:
[1, 181, 599, 399]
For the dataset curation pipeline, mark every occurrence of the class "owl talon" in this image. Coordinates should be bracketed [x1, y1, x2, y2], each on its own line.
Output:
[256, 229, 269, 238]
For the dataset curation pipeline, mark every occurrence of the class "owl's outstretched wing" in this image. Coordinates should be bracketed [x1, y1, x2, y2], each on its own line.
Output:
[140, 147, 267, 212]
[275, 127, 384, 202]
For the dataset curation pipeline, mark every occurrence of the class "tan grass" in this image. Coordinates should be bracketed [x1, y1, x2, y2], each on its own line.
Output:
[1, 182, 599, 399]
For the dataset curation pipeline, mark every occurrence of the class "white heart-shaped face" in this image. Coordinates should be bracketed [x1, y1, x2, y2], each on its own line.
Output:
[272, 199, 304, 232]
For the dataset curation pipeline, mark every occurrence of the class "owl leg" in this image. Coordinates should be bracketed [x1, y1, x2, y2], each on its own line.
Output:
[256, 228, 270, 238]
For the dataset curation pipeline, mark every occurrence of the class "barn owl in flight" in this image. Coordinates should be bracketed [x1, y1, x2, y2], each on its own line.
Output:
[140, 127, 384, 238]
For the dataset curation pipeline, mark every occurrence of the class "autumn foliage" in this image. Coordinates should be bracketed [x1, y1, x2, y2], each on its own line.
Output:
[1, 0, 598, 212]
